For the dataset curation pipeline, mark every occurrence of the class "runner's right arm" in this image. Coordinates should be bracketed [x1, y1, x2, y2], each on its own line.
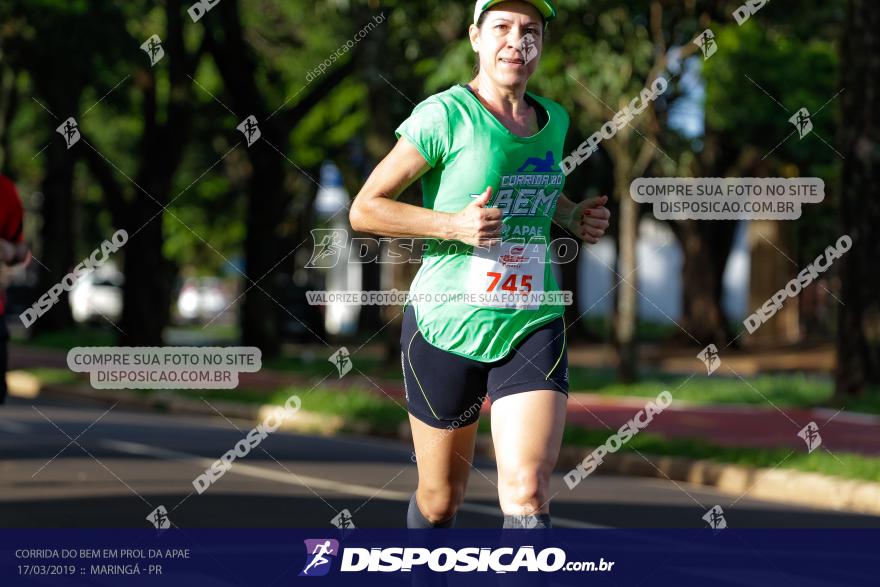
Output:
[350, 137, 502, 247]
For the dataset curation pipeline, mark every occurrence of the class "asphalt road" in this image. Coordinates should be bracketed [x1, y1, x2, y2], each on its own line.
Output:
[1, 393, 878, 529]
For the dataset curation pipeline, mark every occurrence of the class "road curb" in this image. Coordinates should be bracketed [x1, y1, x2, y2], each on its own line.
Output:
[13, 373, 880, 517]
[552, 447, 880, 516]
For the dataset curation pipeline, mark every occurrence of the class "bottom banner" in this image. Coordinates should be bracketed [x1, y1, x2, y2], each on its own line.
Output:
[1, 529, 877, 586]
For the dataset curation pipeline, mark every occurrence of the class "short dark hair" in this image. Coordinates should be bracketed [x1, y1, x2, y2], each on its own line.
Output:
[472, 10, 546, 76]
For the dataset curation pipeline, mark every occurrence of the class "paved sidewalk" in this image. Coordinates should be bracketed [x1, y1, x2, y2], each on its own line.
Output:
[373, 381, 880, 457]
[563, 392, 880, 456]
[10, 342, 877, 457]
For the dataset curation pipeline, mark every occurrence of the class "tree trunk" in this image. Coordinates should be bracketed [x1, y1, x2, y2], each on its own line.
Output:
[205, 2, 285, 356]
[613, 153, 638, 382]
[207, 0, 356, 357]
[33, 138, 76, 332]
[119, 192, 171, 345]
[550, 219, 588, 342]
[835, 0, 880, 397]
[360, 9, 392, 352]
[675, 220, 737, 346]
[0, 63, 18, 174]
[116, 0, 196, 346]
[241, 143, 285, 357]
[745, 220, 800, 346]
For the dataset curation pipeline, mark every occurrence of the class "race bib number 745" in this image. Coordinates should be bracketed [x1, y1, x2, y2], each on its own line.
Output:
[467, 242, 546, 309]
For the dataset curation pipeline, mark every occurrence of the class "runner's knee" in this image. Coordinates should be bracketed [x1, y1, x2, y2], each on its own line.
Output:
[499, 465, 552, 510]
[418, 483, 465, 522]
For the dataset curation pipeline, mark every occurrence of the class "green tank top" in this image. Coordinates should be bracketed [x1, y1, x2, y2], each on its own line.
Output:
[396, 84, 569, 362]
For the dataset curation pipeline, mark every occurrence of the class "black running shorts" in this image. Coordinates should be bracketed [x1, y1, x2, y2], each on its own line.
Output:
[401, 304, 568, 429]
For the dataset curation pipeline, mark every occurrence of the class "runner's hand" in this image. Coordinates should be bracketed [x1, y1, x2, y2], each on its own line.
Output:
[0, 240, 15, 264]
[568, 195, 610, 244]
[451, 186, 502, 247]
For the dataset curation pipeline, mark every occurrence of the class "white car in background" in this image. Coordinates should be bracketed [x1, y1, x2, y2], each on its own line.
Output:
[69, 265, 123, 324]
[176, 277, 231, 323]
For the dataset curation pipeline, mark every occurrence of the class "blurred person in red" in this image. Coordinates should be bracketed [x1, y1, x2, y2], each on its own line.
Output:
[0, 175, 31, 404]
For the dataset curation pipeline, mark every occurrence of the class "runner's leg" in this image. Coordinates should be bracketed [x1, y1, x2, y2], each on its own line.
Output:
[491, 389, 566, 527]
[401, 305, 485, 527]
[408, 415, 479, 527]
[487, 315, 568, 527]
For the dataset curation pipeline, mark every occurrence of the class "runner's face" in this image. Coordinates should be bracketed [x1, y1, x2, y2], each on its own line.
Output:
[471, 2, 543, 88]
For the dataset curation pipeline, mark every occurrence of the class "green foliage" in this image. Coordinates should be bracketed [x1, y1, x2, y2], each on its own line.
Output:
[573, 371, 834, 407]
[702, 18, 842, 267]
[704, 22, 838, 161]
[291, 80, 368, 167]
[269, 386, 407, 433]
[0, 0, 856, 353]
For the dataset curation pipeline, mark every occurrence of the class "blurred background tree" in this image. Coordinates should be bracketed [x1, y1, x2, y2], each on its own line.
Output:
[0, 0, 875, 399]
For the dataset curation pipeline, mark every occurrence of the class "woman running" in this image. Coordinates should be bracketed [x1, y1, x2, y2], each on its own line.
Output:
[350, 0, 610, 529]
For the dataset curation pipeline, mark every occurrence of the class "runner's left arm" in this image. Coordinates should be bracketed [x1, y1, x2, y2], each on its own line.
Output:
[553, 194, 610, 244]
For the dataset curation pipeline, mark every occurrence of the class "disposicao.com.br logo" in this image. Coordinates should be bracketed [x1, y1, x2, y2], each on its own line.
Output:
[300, 539, 340, 577]
[298, 539, 614, 575]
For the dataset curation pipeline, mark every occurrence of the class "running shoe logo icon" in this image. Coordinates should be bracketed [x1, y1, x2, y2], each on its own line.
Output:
[56, 117, 80, 149]
[299, 539, 340, 577]
[702, 505, 727, 530]
[693, 29, 717, 60]
[237, 115, 262, 147]
[519, 32, 539, 65]
[798, 421, 822, 453]
[789, 107, 814, 139]
[697, 344, 721, 375]
[306, 229, 346, 268]
[146, 505, 171, 530]
[140, 34, 165, 66]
